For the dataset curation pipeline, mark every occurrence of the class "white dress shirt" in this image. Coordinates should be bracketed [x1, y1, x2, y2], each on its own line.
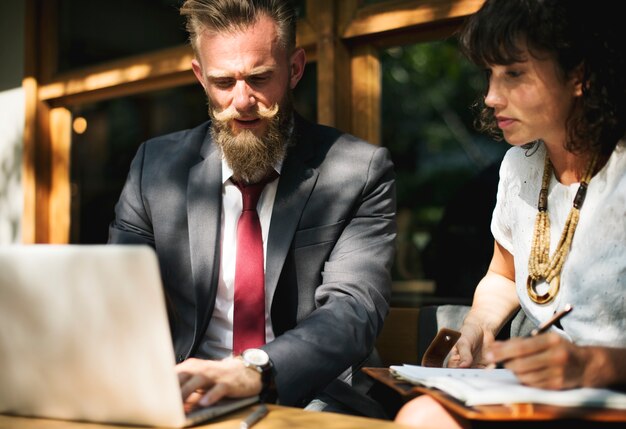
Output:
[200, 159, 281, 359]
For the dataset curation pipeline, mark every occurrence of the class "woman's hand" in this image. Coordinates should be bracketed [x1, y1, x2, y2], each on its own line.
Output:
[448, 322, 496, 368]
[448, 241, 519, 368]
[485, 333, 595, 389]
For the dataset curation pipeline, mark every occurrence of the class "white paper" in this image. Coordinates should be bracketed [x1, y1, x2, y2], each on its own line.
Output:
[390, 364, 626, 409]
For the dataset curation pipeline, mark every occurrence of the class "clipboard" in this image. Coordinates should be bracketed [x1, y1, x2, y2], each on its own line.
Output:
[362, 367, 626, 422]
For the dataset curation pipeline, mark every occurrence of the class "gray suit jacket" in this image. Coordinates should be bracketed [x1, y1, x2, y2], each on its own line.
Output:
[109, 114, 396, 415]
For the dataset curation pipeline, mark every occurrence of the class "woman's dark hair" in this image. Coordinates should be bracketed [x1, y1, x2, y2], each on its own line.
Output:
[458, 0, 626, 155]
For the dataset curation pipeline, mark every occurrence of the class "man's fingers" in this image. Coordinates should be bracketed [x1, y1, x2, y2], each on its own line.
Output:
[183, 390, 205, 412]
[199, 383, 228, 407]
[177, 371, 193, 384]
[180, 373, 214, 400]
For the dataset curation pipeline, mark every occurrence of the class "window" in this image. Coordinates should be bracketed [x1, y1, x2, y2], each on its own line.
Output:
[57, 0, 188, 73]
[69, 84, 206, 243]
[381, 40, 506, 304]
[68, 63, 317, 244]
[26, 0, 486, 306]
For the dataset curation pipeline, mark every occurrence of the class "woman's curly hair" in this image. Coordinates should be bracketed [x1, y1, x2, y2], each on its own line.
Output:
[458, 0, 626, 155]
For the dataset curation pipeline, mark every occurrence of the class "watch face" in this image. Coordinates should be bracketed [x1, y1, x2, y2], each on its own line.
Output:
[242, 348, 269, 367]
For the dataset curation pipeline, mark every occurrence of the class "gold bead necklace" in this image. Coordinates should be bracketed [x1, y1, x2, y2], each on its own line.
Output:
[526, 152, 598, 304]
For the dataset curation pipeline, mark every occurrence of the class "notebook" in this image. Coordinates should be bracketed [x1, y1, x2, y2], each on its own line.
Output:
[0, 244, 257, 427]
[390, 364, 626, 409]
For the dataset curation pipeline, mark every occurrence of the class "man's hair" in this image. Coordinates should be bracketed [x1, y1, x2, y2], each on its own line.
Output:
[180, 0, 297, 55]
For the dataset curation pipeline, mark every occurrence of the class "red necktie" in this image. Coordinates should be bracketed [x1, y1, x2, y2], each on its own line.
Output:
[232, 171, 278, 355]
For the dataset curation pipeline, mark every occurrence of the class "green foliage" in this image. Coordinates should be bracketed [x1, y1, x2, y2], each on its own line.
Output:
[381, 40, 505, 212]
[381, 40, 508, 282]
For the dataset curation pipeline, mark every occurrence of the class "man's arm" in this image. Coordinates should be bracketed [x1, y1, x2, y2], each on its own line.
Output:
[169, 142, 396, 409]
[108, 142, 155, 246]
[264, 143, 397, 406]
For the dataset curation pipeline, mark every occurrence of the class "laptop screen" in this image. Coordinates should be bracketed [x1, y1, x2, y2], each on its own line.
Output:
[0, 245, 188, 427]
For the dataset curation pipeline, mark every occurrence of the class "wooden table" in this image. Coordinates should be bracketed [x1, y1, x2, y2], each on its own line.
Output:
[0, 405, 424, 429]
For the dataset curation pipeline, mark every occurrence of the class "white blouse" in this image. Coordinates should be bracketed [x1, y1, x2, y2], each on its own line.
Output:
[491, 141, 626, 346]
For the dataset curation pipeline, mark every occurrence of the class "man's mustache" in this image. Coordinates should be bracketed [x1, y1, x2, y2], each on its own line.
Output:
[211, 103, 280, 123]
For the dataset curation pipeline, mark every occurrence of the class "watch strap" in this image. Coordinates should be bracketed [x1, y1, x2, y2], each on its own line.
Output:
[260, 366, 277, 403]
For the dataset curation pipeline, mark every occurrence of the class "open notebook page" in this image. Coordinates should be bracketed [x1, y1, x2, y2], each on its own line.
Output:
[390, 364, 626, 409]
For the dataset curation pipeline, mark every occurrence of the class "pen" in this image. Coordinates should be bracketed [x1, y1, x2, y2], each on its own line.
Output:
[240, 403, 268, 429]
[528, 303, 573, 337]
[495, 304, 573, 368]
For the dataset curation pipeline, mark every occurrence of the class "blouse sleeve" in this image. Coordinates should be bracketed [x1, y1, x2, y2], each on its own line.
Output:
[490, 149, 515, 254]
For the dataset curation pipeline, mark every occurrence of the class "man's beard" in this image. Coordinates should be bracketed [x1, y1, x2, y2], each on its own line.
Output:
[209, 96, 293, 184]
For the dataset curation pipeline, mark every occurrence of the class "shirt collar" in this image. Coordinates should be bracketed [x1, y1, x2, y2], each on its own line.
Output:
[221, 156, 284, 185]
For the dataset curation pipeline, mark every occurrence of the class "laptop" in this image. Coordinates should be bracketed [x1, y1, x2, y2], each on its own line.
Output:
[0, 244, 257, 427]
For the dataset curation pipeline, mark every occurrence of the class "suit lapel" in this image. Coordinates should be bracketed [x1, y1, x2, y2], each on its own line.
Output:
[266, 118, 319, 296]
[187, 134, 222, 355]
[185, 117, 319, 352]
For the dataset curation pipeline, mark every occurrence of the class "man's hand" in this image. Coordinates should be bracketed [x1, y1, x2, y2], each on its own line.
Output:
[176, 356, 262, 410]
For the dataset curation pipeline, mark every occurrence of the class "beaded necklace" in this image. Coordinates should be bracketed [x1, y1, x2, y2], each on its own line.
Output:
[526, 152, 598, 304]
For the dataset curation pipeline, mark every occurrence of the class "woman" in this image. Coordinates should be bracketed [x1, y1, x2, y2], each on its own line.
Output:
[395, 0, 626, 427]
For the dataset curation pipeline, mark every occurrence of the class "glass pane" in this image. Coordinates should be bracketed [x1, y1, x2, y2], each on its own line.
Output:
[69, 83, 207, 244]
[58, 0, 309, 73]
[58, 0, 188, 72]
[361, 0, 392, 6]
[381, 40, 507, 305]
[294, 0, 306, 19]
[69, 66, 317, 244]
[293, 61, 317, 123]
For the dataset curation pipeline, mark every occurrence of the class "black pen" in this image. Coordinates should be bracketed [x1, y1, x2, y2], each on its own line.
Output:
[494, 304, 573, 368]
[240, 403, 268, 429]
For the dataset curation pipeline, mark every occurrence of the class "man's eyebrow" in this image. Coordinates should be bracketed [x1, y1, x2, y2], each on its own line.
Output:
[206, 66, 275, 80]
[247, 66, 274, 76]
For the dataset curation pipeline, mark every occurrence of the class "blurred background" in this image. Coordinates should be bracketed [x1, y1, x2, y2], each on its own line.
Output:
[1, 0, 504, 307]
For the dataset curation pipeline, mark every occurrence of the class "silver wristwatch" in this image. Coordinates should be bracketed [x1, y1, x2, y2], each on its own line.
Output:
[240, 348, 271, 373]
[240, 348, 275, 402]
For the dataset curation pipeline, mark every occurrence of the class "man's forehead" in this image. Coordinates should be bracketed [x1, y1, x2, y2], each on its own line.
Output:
[206, 65, 276, 79]
[196, 14, 280, 47]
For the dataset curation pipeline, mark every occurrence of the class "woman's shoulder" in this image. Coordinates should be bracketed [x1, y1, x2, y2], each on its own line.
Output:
[610, 139, 626, 166]
[603, 140, 626, 190]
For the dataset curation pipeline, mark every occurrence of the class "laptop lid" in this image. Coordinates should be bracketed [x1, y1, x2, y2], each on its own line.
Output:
[0, 244, 255, 427]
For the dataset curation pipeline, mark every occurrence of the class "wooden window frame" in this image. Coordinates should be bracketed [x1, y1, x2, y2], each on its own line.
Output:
[23, 0, 483, 244]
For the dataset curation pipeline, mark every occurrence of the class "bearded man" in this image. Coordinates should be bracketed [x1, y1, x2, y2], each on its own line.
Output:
[109, 0, 396, 418]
